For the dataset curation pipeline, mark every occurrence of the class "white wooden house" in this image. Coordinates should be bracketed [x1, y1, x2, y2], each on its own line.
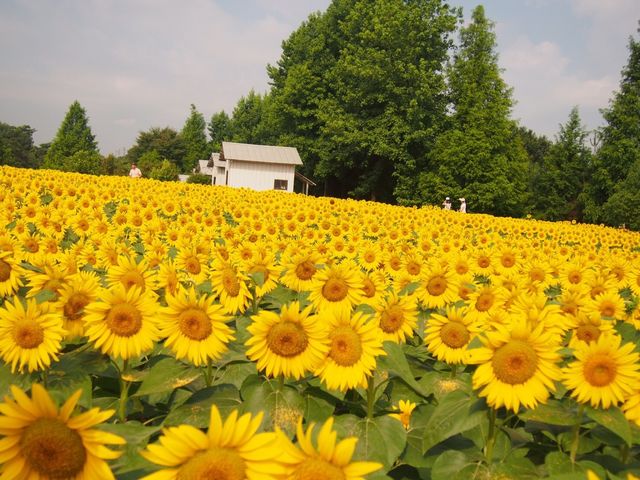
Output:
[204, 142, 313, 193]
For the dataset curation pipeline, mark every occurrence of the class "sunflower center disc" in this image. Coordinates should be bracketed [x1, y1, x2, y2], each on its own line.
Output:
[120, 271, 145, 290]
[380, 305, 404, 334]
[177, 447, 246, 480]
[21, 417, 86, 479]
[185, 257, 201, 275]
[179, 308, 213, 341]
[267, 321, 308, 357]
[13, 319, 45, 349]
[64, 292, 91, 321]
[584, 353, 617, 387]
[322, 278, 348, 302]
[329, 326, 362, 366]
[501, 255, 515, 268]
[440, 321, 470, 349]
[106, 303, 143, 337]
[0, 259, 11, 282]
[575, 325, 601, 343]
[406, 261, 421, 276]
[600, 302, 616, 318]
[295, 261, 316, 281]
[492, 340, 539, 385]
[427, 276, 447, 296]
[362, 278, 376, 298]
[222, 269, 240, 297]
[475, 293, 495, 312]
[293, 457, 346, 480]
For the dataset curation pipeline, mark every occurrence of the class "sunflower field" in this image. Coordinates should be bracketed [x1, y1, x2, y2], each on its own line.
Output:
[1, 165, 640, 480]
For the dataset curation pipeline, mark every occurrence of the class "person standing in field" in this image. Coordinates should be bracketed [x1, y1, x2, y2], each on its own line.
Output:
[129, 163, 142, 178]
[459, 198, 466, 213]
[442, 197, 451, 210]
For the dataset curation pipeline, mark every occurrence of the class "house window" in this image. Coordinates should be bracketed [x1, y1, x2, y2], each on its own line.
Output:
[274, 179, 288, 190]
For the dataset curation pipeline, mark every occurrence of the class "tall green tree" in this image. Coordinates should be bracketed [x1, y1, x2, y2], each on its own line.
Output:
[423, 5, 528, 216]
[230, 90, 275, 145]
[208, 111, 233, 151]
[530, 107, 592, 220]
[43, 101, 98, 170]
[267, 0, 458, 200]
[181, 104, 209, 171]
[127, 127, 187, 172]
[0, 122, 37, 169]
[584, 24, 640, 226]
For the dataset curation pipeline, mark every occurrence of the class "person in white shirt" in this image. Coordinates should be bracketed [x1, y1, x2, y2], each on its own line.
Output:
[459, 198, 466, 213]
[129, 163, 142, 178]
[442, 197, 451, 210]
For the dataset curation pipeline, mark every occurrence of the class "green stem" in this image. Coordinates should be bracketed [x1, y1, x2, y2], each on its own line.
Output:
[620, 443, 630, 464]
[570, 404, 585, 464]
[366, 376, 376, 420]
[484, 408, 498, 464]
[204, 359, 213, 387]
[277, 374, 285, 392]
[450, 364, 458, 378]
[118, 359, 130, 423]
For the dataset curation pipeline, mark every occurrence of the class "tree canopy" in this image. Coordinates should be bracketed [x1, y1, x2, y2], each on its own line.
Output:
[0, 122, 37, 169]
[43, 101, 98, 170]
[181, 104, 209, 172]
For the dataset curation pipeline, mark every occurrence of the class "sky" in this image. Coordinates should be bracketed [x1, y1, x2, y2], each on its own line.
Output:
[1, 0, 639, 155]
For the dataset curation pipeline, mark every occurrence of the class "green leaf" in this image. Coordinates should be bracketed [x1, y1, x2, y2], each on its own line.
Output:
[422, 390, 485, 453]
[240, 375, 304, 435]
[46, 371, 93, 409]
[0, 364, 37, 399]
[301, 387, 336, 423]
[379, 341, 430, 397]
[544, 451, 573, 475]
[585, 406, 632, 446]
[333, 414, 406, 470]
[163, 385, 242, 427]
[518, 399, 578, 426]
[133, 357, 201, 397]
[99, 422, 161, 475]
[431, 451, 483, 480]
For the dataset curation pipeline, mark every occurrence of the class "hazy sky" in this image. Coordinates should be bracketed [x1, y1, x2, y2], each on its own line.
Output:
[1, 0, 639, 155]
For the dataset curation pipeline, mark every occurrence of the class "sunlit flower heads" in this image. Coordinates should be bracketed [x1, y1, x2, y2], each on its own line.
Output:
[246, 301, 329, 380]
[84, 284, 161, 360]
[466, 322, 562, 412]
[278, 417, 382, 480]
[0, 384, 125, 480]
[0, 297, 65, 373]
[140, 405, 284, 480]
[160, 286, 234, 366]
[563, 334, 640, 409]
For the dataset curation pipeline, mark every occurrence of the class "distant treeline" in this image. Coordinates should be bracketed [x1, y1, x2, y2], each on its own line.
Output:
[1, 1, 639, 229]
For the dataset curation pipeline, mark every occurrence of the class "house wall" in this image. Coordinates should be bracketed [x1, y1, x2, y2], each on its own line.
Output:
[227, 160, 296, 192]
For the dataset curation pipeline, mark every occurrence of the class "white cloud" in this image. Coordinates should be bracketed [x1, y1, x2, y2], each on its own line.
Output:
[501, 36, 617, 136]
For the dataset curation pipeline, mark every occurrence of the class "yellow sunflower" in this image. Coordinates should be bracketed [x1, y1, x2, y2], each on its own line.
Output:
[0, 251, 24, 298]
[623, 389, 640, 428]
[160, 286, 234, 367]
[243, 249, 280, 297]
[278, 417, 382, 480]
[106, 255, 156, 293]
[465, 284, 508, 324]
[140, 405, 284, 480]
[360, 270, 389, 310]
[25, 261, 69, 300]
[416, 261, 457, 309]
[155, 260, 181, 297]
[54, 271, 102, 339]
[466, 323, 562, 412]
[83, 284, 161, 360]
[308, 262, 364, 319]
[0, 297, 65, 373]
[425, 306, 479, 365]
[582, 291, 627, 320]
[245, 301, 329, 380]
[563, 334, 640, 409]
[315, 311, 385, 392]
[210, 260, 252, 315]
[0, 384, 125, 480]
[175, 246, 209, 285]
[374, 292, 418, 344]
[389, 399, 417, 430]
[280, 251, 321, 292]
[566, 311, 615, 349]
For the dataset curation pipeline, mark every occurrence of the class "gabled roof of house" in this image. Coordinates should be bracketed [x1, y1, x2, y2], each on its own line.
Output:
[221, 142, 302, 166]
